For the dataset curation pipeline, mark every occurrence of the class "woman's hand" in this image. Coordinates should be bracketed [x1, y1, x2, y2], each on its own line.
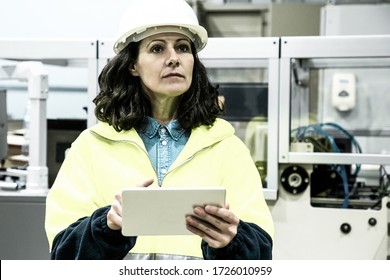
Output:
[185, 203, 239, 249]
[107, 192, 123, 230]
[106, 178, 154, 230]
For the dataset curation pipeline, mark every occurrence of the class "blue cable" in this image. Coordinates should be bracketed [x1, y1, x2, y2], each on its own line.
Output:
[321, 122, 362, 176]
[291, 122, 360, 208]
[310, 125, 349, 208]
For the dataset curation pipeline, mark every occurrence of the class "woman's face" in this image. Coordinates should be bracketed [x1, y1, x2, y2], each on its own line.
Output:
[131, 33, 194, 100]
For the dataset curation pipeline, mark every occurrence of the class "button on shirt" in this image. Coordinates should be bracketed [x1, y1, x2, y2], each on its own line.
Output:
[139, 117, 190, 186]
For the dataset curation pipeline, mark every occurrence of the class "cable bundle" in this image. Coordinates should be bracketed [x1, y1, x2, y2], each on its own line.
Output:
[292, 122, 363, 208]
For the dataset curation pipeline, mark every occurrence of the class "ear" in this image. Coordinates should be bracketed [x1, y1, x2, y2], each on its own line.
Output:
[129, 64, 139, 76]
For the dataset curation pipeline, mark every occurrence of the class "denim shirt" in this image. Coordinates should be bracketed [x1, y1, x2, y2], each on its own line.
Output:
[138, 117, 190, 186]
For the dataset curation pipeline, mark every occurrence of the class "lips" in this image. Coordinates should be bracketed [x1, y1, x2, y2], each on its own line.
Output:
[163, 73, 184, 78]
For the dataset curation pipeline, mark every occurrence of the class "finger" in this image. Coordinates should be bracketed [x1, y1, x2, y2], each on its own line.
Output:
[186, 216, 206, 236]
[112, 194, 122, 217]
[107, 206, 122, 230]
[193, 207, 231, 236]
[204, 205, 239, 225]
[188, 211, 227, 241]
[136, 178, 154, 188]
[194, 205, 237, 228]
[107, 193, 124, 230]
[185, 215, 219, 237]
[115, 192, 122, 203]
[186, 215, 229, 248]
[193, 206, 238, 245]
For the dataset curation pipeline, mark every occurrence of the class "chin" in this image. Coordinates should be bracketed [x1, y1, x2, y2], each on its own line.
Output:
[164, 86, 189, 96]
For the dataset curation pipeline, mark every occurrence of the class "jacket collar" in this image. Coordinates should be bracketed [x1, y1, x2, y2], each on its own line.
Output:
[89, 118, 235, 154]
[173, 118, 235, 164]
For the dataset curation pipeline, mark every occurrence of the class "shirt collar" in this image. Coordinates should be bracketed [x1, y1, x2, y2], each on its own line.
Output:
[139, 116, 186, 141]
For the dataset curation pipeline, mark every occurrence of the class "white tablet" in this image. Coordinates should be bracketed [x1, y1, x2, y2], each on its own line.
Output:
[121, 187, 226, 236]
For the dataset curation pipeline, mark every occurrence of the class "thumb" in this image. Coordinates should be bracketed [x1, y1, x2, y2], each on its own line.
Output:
[137, 178, 154, 188]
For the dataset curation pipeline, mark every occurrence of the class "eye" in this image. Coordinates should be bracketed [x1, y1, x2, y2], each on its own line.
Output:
[177, 43, 191, 53]
[150, 44, 164, 53]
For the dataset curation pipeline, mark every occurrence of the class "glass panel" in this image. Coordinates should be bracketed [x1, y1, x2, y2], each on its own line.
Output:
[288, 57, 390, 209]
[289, 58, 390, 156]
[207, 67, 269, 186]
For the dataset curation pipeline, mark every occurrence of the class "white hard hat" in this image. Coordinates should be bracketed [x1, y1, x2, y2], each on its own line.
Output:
[113, 0, 208, 54]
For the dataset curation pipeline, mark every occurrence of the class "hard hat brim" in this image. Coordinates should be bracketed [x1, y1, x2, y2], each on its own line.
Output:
[113, 24, 208, 54]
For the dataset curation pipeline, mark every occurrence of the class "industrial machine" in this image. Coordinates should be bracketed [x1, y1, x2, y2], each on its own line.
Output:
[270, 35, 390, 259]
[0, 39, 96, 260]
[0, 90, 7, 163]
[0, 61, 48, 191]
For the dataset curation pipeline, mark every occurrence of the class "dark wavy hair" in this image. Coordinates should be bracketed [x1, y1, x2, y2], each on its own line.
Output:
[93, 41, 224, 132]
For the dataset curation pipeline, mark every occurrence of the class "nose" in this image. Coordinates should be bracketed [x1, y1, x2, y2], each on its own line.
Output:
[168, 59, 180, 67]
[166, 48, 180, 67]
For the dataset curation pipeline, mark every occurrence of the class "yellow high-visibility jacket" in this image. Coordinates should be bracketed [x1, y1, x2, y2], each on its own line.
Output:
[45, 118, 274, 259]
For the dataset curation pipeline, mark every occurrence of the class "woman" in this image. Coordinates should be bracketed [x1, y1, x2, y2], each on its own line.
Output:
[45, 0, 274, 260]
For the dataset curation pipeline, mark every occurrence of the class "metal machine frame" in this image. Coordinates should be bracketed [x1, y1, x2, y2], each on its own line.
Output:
[0, 39, 97, 191]
[279, 35, 390, 166]
[0, 61, 48, 190]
